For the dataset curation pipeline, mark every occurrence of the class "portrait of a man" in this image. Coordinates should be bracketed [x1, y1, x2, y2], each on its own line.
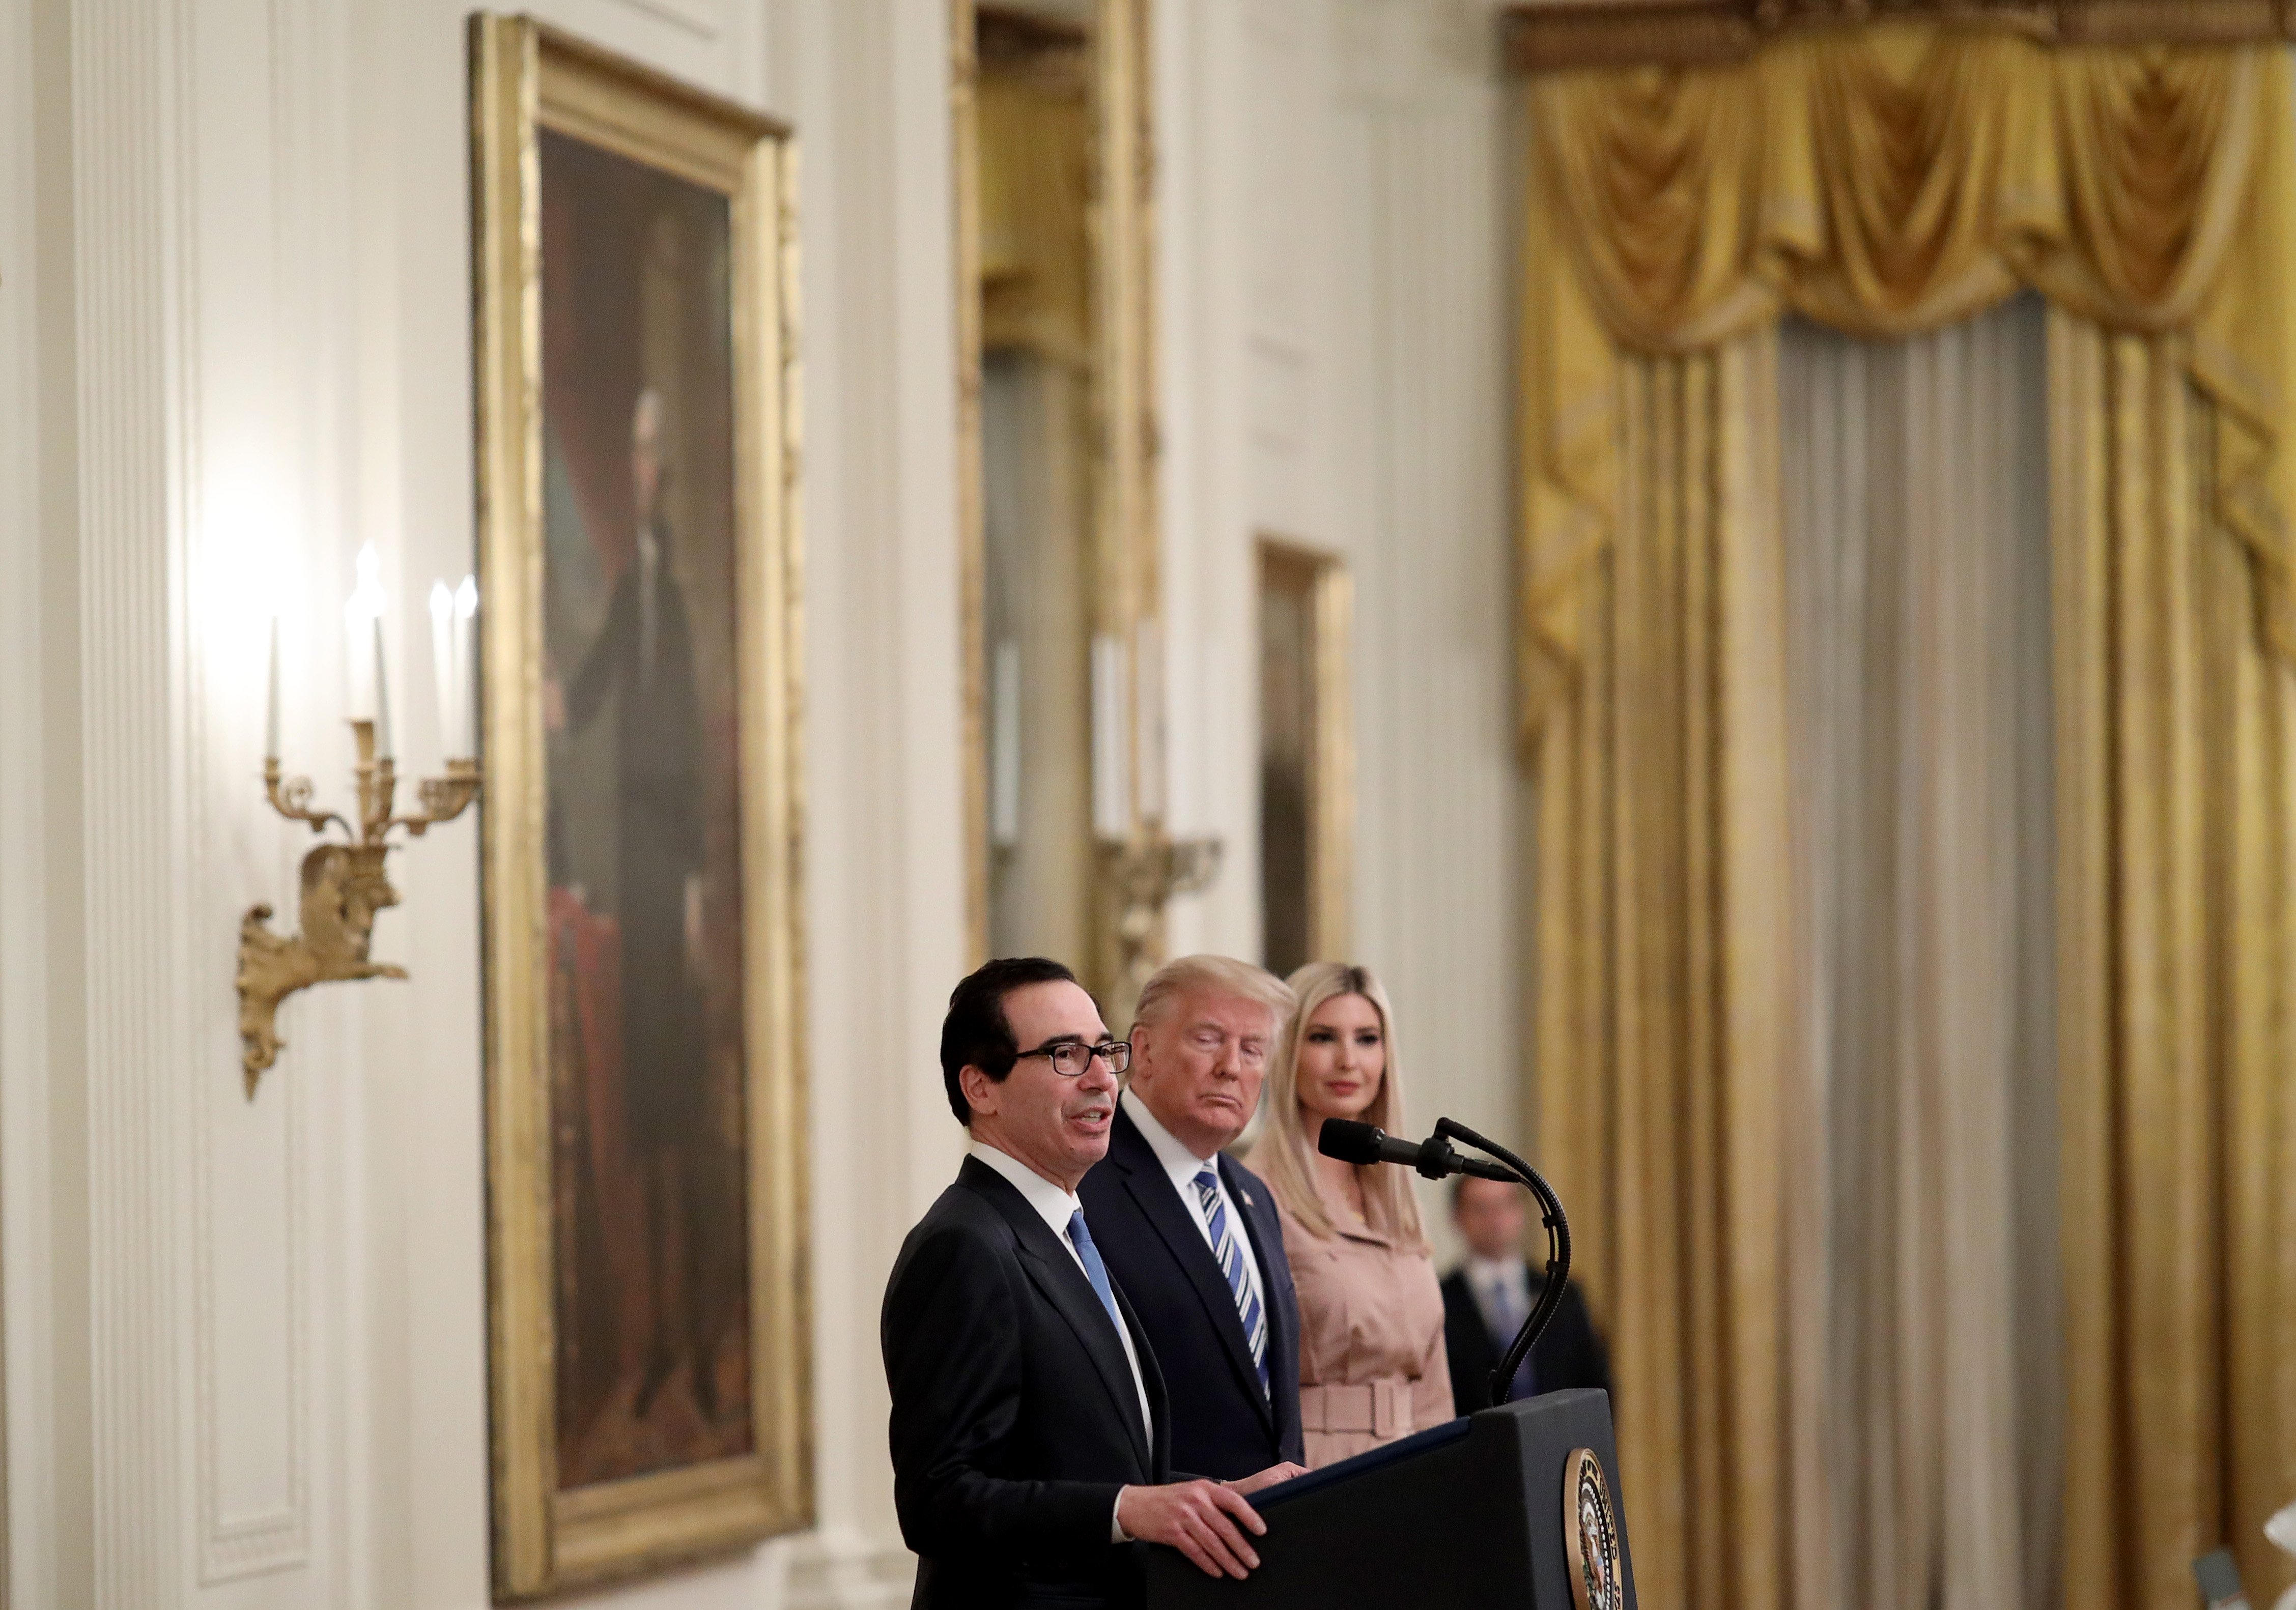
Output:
[474, 20, 806, 1594]
[537, 126, 752, 1489]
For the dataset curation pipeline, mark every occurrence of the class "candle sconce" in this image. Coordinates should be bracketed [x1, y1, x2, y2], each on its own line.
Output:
[1098, 825, 1223, 1028]
[236, 720, 480, 1096]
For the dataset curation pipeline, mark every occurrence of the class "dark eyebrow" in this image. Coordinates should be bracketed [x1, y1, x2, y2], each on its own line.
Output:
[1022, 1032, 1094, 1054]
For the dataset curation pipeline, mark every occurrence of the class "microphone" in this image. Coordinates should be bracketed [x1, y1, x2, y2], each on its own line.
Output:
[1318, 1115, 1574, 1408]
[1318, 1118, 1517, 1182]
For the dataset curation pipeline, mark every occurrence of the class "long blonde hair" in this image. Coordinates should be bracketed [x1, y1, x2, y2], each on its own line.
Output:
[1251, 962, 1426, 1247]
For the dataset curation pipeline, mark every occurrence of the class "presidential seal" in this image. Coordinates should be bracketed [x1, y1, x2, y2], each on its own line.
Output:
[1562, 1447, 1622, 1610]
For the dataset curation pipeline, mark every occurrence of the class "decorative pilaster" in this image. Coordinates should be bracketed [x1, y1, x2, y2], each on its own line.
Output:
[71, 0, 194, 1600]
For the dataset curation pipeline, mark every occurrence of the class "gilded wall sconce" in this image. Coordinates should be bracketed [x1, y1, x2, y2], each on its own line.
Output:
[1097, 827, 1223, 1029]
[237, 551, 482, 1095]
[237, 726, 480, 1094]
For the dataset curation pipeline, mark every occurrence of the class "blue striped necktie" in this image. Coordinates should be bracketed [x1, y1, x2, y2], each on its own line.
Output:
[1065, 1210, 1126, 1340]
[1194, 1165, 1269, 1397]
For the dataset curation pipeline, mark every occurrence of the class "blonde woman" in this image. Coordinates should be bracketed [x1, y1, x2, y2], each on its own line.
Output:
[1246, 963, 1454, 1467]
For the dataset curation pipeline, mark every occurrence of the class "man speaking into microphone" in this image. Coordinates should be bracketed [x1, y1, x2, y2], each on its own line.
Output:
[882, 958, 1303, 1609]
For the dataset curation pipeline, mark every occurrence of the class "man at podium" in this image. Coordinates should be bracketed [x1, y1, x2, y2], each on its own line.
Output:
[882, 958, 1303, 1609]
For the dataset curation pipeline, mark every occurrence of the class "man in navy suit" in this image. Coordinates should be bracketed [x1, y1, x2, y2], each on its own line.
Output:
[1440, 1172, 1611, 1414]
[1080, 956, 1306, 1480]
[883, 958, 1302, 1609]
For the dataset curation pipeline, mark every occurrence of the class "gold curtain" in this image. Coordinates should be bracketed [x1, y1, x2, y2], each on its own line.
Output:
[1535, 329, 1797, 1610]
[1522, 26, 2296, 1610]
[2050, 315, 2296, 1610]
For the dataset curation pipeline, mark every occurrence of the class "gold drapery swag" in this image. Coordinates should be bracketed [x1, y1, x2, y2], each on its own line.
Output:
[1520, 24, 2296, 1610]
[1523, 28, 2296, 732]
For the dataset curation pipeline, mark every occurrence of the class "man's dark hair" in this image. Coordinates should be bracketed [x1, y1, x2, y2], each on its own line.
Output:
[940, 956, 1082, 1125]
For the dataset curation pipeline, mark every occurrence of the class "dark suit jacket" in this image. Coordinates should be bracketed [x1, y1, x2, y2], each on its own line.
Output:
[884, 1156, 1173, 1610]
[1440, 1261, 1611, 1415]
[1077, 1105, 1305, 1478]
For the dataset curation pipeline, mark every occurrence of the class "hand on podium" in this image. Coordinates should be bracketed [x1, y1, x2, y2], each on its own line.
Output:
[1117, 1464, 1306, 1580]
[1229, 1462, 1309, 1495]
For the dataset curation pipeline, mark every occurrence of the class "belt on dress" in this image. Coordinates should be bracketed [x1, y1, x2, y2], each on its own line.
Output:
[1298, 1376, 1413, 1439]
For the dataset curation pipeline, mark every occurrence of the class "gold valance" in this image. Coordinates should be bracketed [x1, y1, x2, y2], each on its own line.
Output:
[1521, 27, 2296, 739]
[1503, 1, 2296, 74]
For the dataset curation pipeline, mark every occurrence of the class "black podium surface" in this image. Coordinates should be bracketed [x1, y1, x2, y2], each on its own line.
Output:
[1147, 1389, 1636, 1610]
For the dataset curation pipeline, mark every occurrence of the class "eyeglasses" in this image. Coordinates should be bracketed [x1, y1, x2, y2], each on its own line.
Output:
[1014, 1039, 1132, 1078]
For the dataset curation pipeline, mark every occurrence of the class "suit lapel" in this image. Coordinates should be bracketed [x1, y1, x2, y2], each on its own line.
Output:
[1111, 1111, 1273, 1431]
[960, 1159, 1153, 1473]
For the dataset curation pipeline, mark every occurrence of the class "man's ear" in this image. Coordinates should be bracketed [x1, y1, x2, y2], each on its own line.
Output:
[959, 1063, 998, 1120]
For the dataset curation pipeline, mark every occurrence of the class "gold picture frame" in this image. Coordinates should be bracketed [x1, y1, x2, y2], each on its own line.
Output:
[470, 15, 809, 1599]
[950, 0, 1166, 995]
[1257, 536, 1353, 976]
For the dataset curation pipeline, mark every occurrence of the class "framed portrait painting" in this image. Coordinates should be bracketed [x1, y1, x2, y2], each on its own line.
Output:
[470, 16, 809, 1598]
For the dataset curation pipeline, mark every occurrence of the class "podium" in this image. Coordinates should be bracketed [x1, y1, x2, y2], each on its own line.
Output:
[1147, 1389, 1637, 1610]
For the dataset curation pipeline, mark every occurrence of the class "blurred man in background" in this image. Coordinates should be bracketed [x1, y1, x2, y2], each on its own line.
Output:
[1440, 1173, 1610, 1413]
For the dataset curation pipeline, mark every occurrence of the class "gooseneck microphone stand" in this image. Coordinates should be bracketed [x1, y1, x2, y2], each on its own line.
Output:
[1318, 1114, 1572, 1405]
[1433, 1118, 1571, 1406]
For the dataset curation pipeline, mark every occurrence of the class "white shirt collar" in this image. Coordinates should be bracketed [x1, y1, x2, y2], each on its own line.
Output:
[1122, 1088, 1220, 1191]
[1465, 1251, 1528, 1293]
[967, 1137, 1085, 1239]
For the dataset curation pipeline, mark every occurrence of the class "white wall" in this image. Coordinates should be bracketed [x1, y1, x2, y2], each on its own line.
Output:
[1158, 0, 1526, 1259]
[0, 0, 1525, 1603]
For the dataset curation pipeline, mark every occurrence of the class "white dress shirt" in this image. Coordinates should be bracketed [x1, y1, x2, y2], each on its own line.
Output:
[1121, 1090, 1270, 1335]
[1464, 1251, 1532, 1338]
[967, 1139, 1153, 1543]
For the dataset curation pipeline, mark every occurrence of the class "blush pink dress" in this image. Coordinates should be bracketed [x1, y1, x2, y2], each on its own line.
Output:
[1269, 1187, 1455, 1468]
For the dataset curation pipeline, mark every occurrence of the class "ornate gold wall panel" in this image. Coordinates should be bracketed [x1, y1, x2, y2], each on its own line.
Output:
[951, 0, 1172, 1015]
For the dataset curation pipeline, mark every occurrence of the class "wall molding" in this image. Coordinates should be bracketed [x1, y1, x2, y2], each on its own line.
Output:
[188, 0, 318, 1583]
[0, 0, 48, 1598]
[780, 1533, 916, 1610]
[616, 0, 727, 42]
[71, 0, 197, 1597]
[1503, 0, 2296, 71]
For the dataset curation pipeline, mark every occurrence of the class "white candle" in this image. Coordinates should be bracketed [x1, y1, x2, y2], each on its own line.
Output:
[372, 623, 393, 762]
[1135, 616, 1165, 821]
[344, 602, 372, 721]
[455, 574, 478, 758]
[265, 614, 282, 763]
[990, 639, 1021, 847]
[429, 581, 454, 759]
[345, 542, 385, 723]
[1090, 632, 1128, 840]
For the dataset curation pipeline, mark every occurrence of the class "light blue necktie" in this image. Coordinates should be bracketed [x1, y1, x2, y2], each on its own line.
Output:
[1487, 1272, 1538, 1402]
[1194, 1165, 1270, 1397]
[1065, 1209, 1126, 1340]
